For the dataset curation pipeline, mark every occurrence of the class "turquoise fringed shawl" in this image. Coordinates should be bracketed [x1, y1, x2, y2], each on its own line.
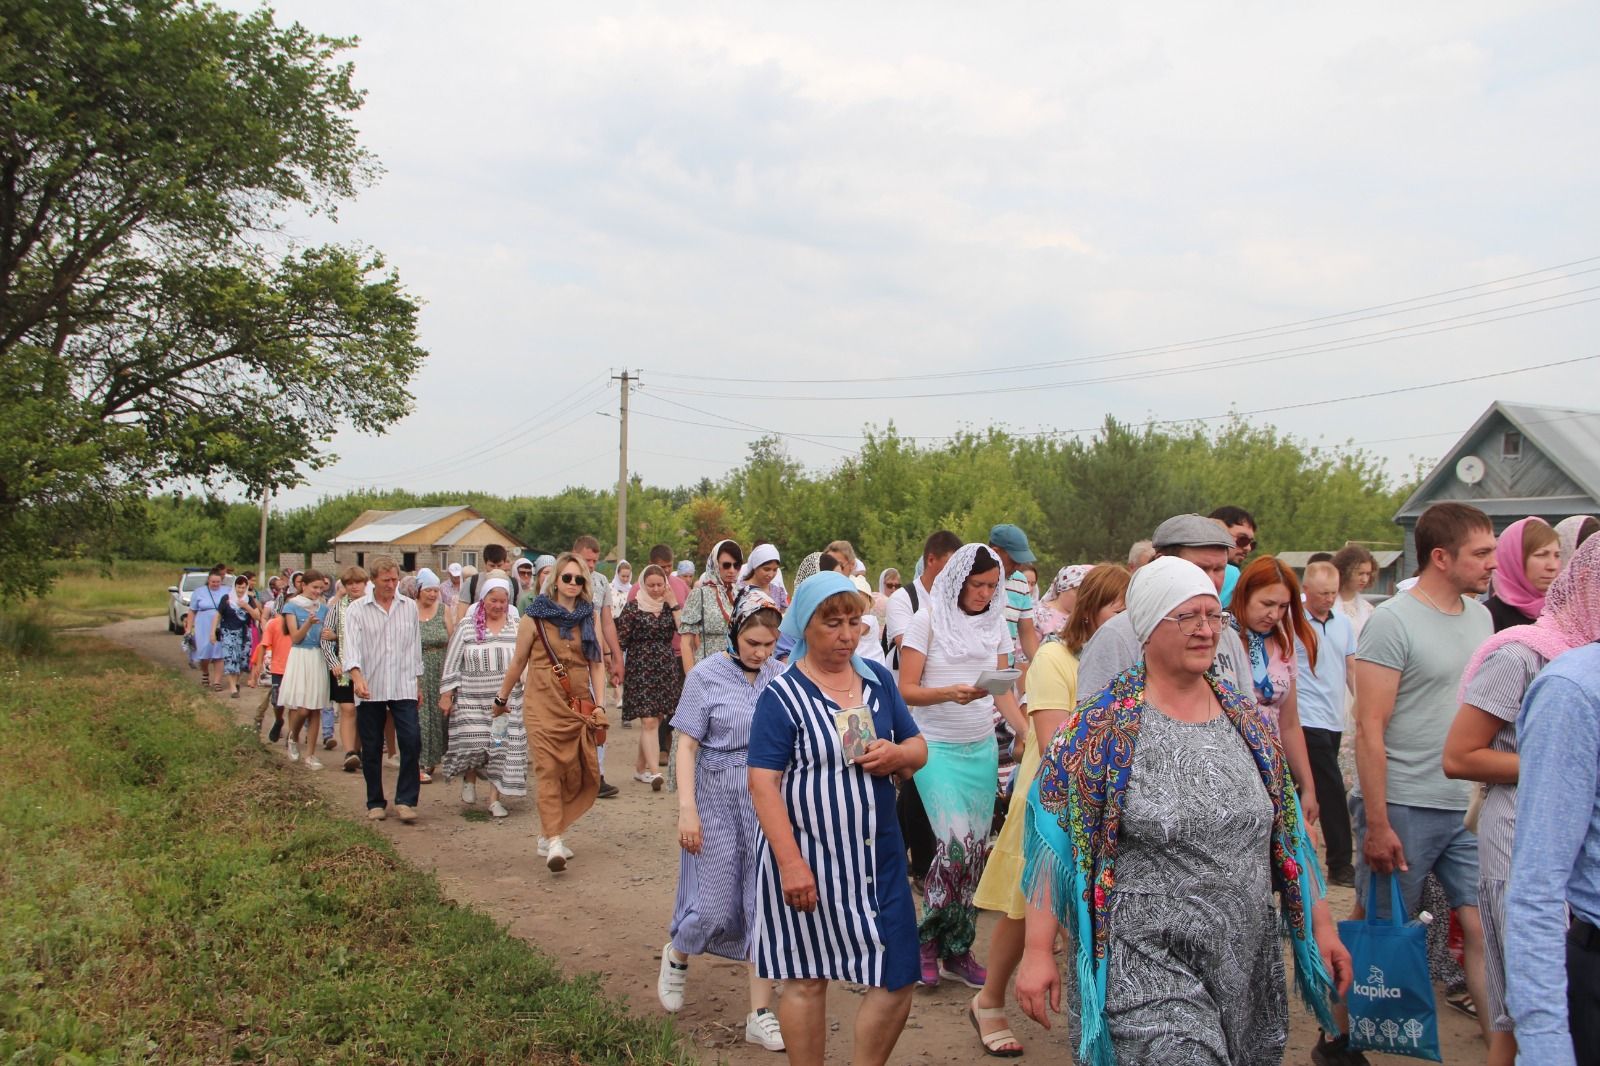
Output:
[1021, 664, 1337, 1066]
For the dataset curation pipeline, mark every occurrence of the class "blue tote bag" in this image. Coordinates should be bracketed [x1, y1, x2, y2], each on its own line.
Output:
[1337, 873, 1442, 1061]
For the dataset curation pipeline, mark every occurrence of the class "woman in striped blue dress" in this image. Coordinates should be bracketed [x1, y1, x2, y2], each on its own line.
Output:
[748, 572, 928, 1066]
[657, 590, 786, 1051]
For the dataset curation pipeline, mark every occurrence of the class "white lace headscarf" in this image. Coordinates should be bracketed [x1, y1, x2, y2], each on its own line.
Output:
[928, 543, 1009, 661]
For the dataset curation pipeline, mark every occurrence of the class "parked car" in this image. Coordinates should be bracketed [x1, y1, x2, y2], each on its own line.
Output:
[167, 569, 212, 633]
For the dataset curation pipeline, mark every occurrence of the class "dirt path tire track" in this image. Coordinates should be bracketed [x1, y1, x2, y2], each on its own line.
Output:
[104, 616, 1481, 1065]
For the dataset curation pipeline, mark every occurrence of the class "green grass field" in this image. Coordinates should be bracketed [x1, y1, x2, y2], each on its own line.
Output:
[32, 559, 184, 628]
[0, 640, 693, 1064]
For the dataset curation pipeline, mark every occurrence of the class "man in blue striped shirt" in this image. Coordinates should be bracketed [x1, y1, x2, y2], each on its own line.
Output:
[1506, 641, 1600, 1066]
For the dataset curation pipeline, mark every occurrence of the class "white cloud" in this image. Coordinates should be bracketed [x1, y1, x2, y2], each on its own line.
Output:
[253, 0, 1600, 505]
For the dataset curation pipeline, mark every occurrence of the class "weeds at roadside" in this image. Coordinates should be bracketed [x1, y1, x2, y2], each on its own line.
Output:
[0, 640, 693, 1065]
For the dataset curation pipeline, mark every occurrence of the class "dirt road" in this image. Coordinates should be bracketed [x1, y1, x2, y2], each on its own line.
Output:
[106, 615, 1483, 1064]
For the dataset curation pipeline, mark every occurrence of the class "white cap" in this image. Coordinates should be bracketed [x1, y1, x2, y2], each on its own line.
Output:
[447, 563, 463, 577]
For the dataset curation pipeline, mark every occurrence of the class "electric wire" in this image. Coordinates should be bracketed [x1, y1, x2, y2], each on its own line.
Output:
[646, 288, 1600, 401]
[650, 254, 1600, 386]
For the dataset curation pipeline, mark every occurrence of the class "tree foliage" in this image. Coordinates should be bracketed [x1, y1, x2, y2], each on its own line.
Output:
[132, 416, 1415, 585]
[0, 0, 424, 598]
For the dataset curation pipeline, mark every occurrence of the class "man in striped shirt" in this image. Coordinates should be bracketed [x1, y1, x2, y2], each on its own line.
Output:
[987, 524, 1039, 667]
[343, 555, 425, 824]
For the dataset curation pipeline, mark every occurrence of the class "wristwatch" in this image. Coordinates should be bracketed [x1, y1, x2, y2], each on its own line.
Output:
[492, 696, 508, 708]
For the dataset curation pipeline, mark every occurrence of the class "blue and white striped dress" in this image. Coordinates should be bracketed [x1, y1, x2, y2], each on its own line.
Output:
[668, 652, 782, 960]
[747, 659, 922, 990]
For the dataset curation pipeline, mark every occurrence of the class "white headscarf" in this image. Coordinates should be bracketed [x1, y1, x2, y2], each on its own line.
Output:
[740, 543, 781, 583]
[928, 543, 1009, 661]
[478, 576, 514, 602]
[416, 567, 441, 590]
[1126, 556, 1219, 645]
[1043, 564, 1093, 605]
[611, 560, 632, 601]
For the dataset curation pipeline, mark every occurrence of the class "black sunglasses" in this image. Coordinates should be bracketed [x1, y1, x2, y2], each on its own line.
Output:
[720, 560, 740, 569]
[1234, 534, 1256, 550]
[560, 573, 586, 587]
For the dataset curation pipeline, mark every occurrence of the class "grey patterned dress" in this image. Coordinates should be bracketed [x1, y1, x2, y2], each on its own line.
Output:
[1105, 709, 1286, 1066]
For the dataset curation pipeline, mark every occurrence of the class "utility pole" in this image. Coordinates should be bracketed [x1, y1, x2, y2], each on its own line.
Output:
[612, 370, 635, 565]
[257, 486, 270, 579]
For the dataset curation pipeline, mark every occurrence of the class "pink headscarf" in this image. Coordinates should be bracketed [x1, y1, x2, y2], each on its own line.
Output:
[1461, 534, 1600, 697]
[1490, 517, 1551, 618]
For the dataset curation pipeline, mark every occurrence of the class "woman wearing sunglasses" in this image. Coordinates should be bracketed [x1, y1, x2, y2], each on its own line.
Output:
[494, 551, 607, 871]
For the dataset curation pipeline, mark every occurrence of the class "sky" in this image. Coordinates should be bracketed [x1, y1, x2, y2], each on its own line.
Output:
[248, 1, 1600, 509]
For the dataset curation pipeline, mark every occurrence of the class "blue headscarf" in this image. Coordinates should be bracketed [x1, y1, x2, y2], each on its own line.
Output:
[778, 571, 875, 682]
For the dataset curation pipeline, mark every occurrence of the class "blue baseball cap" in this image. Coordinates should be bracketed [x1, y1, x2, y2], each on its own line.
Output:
[988, 523, 1036, 564]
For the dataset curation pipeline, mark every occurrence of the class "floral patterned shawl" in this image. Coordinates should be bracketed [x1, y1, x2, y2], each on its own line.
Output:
[1022, 663, 1336, 1066]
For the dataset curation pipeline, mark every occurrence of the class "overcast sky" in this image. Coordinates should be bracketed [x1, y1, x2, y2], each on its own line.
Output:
[252, 1, 1600, 509]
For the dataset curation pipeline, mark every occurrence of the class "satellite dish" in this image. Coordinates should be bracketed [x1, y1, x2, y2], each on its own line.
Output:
[1456, 455, 1486, 485]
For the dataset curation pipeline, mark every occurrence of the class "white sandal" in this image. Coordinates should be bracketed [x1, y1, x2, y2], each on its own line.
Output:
[970, 995, 1024, 1057]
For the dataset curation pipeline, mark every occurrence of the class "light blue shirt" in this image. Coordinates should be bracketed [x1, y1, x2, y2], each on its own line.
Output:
[1294, 610, 1356, 732]
[1506, 643, 1600, 1066]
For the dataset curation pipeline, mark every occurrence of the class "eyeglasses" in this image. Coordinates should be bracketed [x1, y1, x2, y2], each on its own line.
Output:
[1234, 534, 1256, 550]
[559, 573, 586, 587]
[885, 583, 901, 591]
[1161, 610, 1228, 636]
[720, 560, 740, 570]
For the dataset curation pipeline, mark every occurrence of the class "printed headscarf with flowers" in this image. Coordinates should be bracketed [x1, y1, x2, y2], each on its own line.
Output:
[1021, 564, 1335, 1065]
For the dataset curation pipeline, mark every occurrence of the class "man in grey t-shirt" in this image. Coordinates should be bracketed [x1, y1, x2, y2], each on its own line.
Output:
[1328, 502, 1498, 1059]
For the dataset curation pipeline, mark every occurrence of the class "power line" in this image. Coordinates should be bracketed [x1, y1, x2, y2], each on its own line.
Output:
[331, 374, 609, 482]
[646, 289, 1600, 402]
[637, 353, 1600, 452]
[650, 254, 1600, 386]
[634, 392, 856, 453]
[330, 378, 611, 484]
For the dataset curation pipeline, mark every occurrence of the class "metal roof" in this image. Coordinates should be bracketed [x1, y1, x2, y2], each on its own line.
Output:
[1395, 402, 1600, 520]
[1498, 402, 1600, 498]
[434, 518, 484, 546]
[1277, 550, 1403, 569]
[332, 506, 467, 544]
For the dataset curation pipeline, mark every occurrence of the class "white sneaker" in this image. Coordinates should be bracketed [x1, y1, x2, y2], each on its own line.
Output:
[657, 943, 687, 1012]
[461, 781, 477, 805]
[546, 836, 568, 872]
[632, 771, 656, 785]
[745, 1008, 784, 1051]
[488, 801, 508, 819]
[384, 754, 401, 768]
[305, 756, 324, 770]
[537, 836, 550, 857]
[287, 739, 300, 762]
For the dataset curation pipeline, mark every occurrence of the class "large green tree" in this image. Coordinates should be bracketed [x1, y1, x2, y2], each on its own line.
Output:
[0, 0, 424, 597]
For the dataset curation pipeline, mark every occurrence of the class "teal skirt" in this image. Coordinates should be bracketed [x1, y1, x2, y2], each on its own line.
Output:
[916, 737, 999, 958]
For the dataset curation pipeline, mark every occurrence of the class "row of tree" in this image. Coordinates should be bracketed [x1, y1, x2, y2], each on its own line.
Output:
[129, 416, 1417, 578]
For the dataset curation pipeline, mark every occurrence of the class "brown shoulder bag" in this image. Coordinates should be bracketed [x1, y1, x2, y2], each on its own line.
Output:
[535, 618, 609, 747]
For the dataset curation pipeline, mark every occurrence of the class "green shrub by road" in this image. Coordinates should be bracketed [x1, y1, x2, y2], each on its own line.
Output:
[0, 640, 692, 1064]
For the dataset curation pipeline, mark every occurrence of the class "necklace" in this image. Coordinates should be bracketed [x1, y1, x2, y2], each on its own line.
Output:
[802, 660, 859, 699]
[1413, 586, 1463, 616]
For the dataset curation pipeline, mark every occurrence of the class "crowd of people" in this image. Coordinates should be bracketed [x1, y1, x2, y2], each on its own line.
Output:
[184, 505, 1600, 1066]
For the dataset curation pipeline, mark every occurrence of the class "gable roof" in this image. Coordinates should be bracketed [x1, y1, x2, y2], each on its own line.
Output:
[1395, 401, 1600, 520]
[435, 518, 485, 546]
[333, 506, 469, 544]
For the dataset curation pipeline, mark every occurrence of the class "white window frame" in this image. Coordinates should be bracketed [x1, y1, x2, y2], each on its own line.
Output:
[459, 550, 479, 568]
[1501, 430, 1523, 460]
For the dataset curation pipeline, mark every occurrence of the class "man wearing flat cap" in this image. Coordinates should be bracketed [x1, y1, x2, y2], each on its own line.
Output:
[1078, 514, 1251, 697]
